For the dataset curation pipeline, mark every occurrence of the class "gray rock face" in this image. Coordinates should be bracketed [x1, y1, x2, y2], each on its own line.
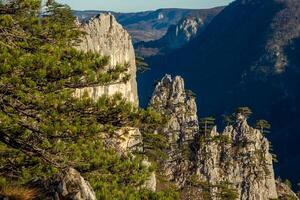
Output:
[74, 13, 138, 106]
[142, 159, 157, 192]
[150, 75, 279, 199]
[135, 17, 205, 57]
[276, 180, 299, 200]
[104, 127, 142, 155]
[150, 75, 199, 141]
[196, 115, 278, 200]
[150, 75, 199, 187]
[163, 17, 204, 49]
[40, 168, 97, 200]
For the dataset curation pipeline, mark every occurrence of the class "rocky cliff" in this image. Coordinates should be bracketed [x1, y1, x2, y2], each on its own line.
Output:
[150, 75, 198, 187]
[276, 180, 300, 200]
[150, 75, 287, 200]
[164, 17, 204, 49]
[195, 115, 278, 200]
[135, 17, 205, 57]
[33, 168, 97, 200]
[137, 0, 300, 185]
[74, 13, 138, 106]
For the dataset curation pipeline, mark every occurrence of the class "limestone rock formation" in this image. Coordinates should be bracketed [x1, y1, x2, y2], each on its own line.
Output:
[150, 74, 199, 187]
[150, 75, 199, 141]
[104, 127, 142, 155]
[195, 114, 278, 200]
[276, 180, 299, 200]
[135, 17, 205, 57]
[142, 159, 157, 192]
[72, 13, 156, 194]
[74, 13, 138, 106]
[150, 75, 280, 199]
[162, 17, 204, 50]
[36, 168, 97, 200]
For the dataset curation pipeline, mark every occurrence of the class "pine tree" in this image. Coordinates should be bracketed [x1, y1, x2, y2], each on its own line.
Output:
[199, 117, 215, 136]
[235, 107, 253, 118]
[222, 114, 235, 126]
[0, 1, 174, 198]
[186, 89, 197, 99]
[255, 119, 271, 134]
[136, 56, 150, 73]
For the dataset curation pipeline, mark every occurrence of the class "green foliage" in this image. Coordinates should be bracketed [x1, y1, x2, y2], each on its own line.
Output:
[214, 181, 239, 200]
[185, 177, 238, 200]
[284, 179, 292, 189]
[222, 114, 235, 126]
[0, 1, 175, 199]
[278, 195, 298, 200]
[135, 107, 170, 161]
[255, 119, 271, 134]
[235, 107, 253, 118]
[186, 89, 196, 99]
[199, 135, 232, 146]
[199, 117, 215, 135]
[136, 56, 150, 73]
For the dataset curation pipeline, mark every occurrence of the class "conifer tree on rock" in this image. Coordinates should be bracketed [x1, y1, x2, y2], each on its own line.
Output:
[0, 1, 174, 198]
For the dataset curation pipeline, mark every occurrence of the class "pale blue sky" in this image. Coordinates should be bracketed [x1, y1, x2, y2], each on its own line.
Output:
[57, 0, 234, 12]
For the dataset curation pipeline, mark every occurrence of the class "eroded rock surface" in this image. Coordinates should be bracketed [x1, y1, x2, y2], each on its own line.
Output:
[74, 13, 138, 106]
[37, 168, 97, 200]
[150, 75, 279, 199]
[163, 17, 204, 49]
[276, 180, 299, 200]
[195, 115, 278, 200]
[135, 17, 205, 57]
[150, 74, 198, 187]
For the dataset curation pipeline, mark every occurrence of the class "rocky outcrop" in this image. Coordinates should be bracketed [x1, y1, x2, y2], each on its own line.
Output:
[150, 75, 199, 142]
[162, 17, 204, 49]
[104, 127, 142, 155]
[135, 17, 205, 57]
[35, 168, 97, 200]
[195, 114, 278, 200]
[142, 159, 157, 192]
[74, 13, 138, 106]
[72, 13, 156, 194]
[139, 0, 300, 184]
[276, 180, 299, 200]
[150, 75, 280, 199]
[150, 75, 198, 187]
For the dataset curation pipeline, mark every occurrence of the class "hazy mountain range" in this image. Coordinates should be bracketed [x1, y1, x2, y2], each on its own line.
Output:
[74, 7, 223, 43]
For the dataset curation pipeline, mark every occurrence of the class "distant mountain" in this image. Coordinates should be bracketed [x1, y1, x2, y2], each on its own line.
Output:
[74, 7, 223, 43]
[135, 16, 206, 57]
[138, 0, 300, 187]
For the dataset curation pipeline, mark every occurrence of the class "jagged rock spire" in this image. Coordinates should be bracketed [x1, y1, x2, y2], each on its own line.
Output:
[150, 75, 280, 199]
[150, 75, 199, 187]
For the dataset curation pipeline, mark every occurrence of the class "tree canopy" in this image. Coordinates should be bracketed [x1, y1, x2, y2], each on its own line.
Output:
[0, 0, 176, 198]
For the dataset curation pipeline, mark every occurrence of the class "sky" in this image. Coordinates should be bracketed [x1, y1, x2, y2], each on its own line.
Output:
[57, 0, 234, 12]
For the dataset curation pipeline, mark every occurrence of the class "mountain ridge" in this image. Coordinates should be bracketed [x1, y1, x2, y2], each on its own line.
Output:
[74, 7, 224, 43]
[135, 16, 206, 57]
[137, 0, 300, 187]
